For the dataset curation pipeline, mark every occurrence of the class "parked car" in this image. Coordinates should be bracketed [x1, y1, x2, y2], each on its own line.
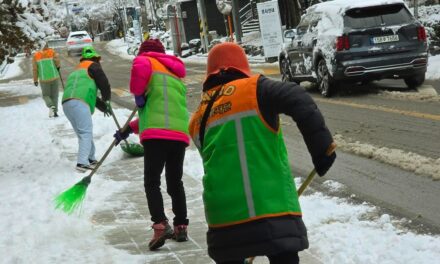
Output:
[279, 0, 428, 97]
[66, 31, 93, 56]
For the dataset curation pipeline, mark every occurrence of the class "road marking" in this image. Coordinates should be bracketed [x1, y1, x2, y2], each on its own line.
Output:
[112, 87, 130, 97]
[261, 67, 280, 75]
[18, 96, 28, 104]
[315, 98, 440, 121]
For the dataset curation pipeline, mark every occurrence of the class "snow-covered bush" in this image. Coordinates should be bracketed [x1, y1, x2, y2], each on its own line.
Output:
[0, 0, 54, 65]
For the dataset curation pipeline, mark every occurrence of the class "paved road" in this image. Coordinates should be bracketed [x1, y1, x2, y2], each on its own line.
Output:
[5, 42, 440, 234]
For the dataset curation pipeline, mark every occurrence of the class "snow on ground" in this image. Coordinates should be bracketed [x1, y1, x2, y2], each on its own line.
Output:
[379, 90, 440, 102]
[334, 134, 440, 180]
[0, 57, 24, 81]
[0, 82, 144, 263]
[427, 54, 440, 80]
[164, 150, 440, 263]
[1, 77, 440, 263]
[106, 38, 135, 61]
[0, 78, 40, 96]
[105, 38, 268, 66]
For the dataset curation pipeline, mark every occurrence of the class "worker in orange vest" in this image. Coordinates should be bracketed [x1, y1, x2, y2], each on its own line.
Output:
[32, 42, 61, 118]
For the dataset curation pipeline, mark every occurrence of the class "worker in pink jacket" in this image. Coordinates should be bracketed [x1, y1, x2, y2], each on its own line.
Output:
[114, 39, 190, 251]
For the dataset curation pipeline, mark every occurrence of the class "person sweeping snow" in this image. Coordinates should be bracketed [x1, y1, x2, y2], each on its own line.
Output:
[113, 39, 190, 251]
[62, 46, 112, 172]
[188, 42, 337, 264]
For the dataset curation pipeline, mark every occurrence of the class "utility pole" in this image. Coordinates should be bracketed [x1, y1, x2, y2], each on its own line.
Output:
[231, 0, 242, 43]
[197, 0, 209, 53]
[414, 0, 419, 19]
[64, 0, 71, 30]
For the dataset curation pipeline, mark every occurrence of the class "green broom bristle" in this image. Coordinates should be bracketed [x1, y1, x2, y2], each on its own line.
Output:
[54, 177, 91, 214]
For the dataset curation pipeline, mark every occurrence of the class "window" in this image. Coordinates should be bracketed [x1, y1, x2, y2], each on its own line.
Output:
[344, 4, 413, 29]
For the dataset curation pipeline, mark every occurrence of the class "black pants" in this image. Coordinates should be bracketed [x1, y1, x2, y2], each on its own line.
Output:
[218, 251, 299, 264]
[143, 139, 188, 226]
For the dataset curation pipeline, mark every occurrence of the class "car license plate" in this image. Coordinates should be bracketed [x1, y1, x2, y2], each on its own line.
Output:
[371, 35, 399, 44]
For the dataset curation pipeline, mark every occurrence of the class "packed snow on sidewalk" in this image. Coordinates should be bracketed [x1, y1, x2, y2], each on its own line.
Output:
[1, 80, 440, 263]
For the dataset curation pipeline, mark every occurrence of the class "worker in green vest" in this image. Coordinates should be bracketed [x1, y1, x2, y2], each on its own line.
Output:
[32, 42, 60, 118]
[62, 46, 112, 172]
[189, 42, 337, 264]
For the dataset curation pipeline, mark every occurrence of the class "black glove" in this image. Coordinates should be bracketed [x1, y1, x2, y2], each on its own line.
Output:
[314, 152, 336, 176]
[96, 99, 112, 116]
[34, 81, 38, 86]
[113, 126, 133, 146]
[103, 101, 112, 117]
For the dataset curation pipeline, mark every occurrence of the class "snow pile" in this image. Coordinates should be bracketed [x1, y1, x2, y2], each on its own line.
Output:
[379, 89, 440, 102]
[0, 78, 39, 96]
[0, 82, 143, 263]
[106, 38, 135, 61]
[427, 54, 440, 80]
[0, 57, 24, 80]
[302, 192, 440, 263]
[333, 134, 440, 180]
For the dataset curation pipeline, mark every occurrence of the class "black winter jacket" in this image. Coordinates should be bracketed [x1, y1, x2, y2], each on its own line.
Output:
[203, 73, 335, 262]
[80, 57, 111, 112]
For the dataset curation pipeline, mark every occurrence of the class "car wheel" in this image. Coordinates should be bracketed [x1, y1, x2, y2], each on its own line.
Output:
[316, 59, 333, 97]
[404, 73, 425, 89]
[280, 57, 292, 82]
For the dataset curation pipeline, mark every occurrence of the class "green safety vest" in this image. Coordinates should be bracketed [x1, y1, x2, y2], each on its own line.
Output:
[138, 57, 189, 135]
[34, 49, 59, 81]
[62, 60, 98, 114]
[189, 75, 302, 227]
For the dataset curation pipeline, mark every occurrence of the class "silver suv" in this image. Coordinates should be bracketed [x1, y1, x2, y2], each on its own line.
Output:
[279, 0, 428, 97]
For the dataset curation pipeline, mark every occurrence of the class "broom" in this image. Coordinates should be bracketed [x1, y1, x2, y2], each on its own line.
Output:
[245, 143, 337, 264]
[54, 107, 138, 214]
[109, 107, 144, 157]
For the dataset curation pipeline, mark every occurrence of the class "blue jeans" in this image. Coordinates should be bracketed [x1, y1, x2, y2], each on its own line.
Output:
[62, 99, 96, 165]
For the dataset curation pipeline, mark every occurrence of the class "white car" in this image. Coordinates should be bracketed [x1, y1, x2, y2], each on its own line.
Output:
[66, 31, 93, 56]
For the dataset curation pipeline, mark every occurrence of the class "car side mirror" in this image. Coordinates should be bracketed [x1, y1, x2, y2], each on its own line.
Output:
[284, 30, 296, 40]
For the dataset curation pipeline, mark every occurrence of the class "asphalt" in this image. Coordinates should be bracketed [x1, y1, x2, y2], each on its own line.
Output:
[0, 90, 324, 264]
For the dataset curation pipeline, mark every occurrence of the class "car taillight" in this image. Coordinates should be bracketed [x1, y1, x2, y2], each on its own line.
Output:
[83, 39, 92, 43]
[417, 26, 427, 42]
[67, 41, 75, 45]
[336, 35, 350, 51]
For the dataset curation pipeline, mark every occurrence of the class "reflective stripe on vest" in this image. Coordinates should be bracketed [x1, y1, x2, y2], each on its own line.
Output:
[138, 57, 189, 135]
[62, 61, 98, 113]
[34, 49, 59, 81]
[189, 75, 302, 227]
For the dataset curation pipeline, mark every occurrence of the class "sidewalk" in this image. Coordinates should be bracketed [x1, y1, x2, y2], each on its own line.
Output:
[1, 90, 323, 263]
[82, 153, 324, 264]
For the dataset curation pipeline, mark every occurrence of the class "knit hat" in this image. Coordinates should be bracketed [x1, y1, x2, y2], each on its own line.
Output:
[206, 42, 251, 80]
[138, 39, 165, 55]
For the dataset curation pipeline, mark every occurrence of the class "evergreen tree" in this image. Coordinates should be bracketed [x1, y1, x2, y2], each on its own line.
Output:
[0, 0, 54, 65]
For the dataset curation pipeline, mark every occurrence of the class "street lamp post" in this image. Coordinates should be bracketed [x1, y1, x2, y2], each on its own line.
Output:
[414, 0, 419, 19]
[64, 0, 71, 30]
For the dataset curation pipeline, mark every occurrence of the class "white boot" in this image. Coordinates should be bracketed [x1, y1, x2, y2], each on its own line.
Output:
[49, 106, 55, 118]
